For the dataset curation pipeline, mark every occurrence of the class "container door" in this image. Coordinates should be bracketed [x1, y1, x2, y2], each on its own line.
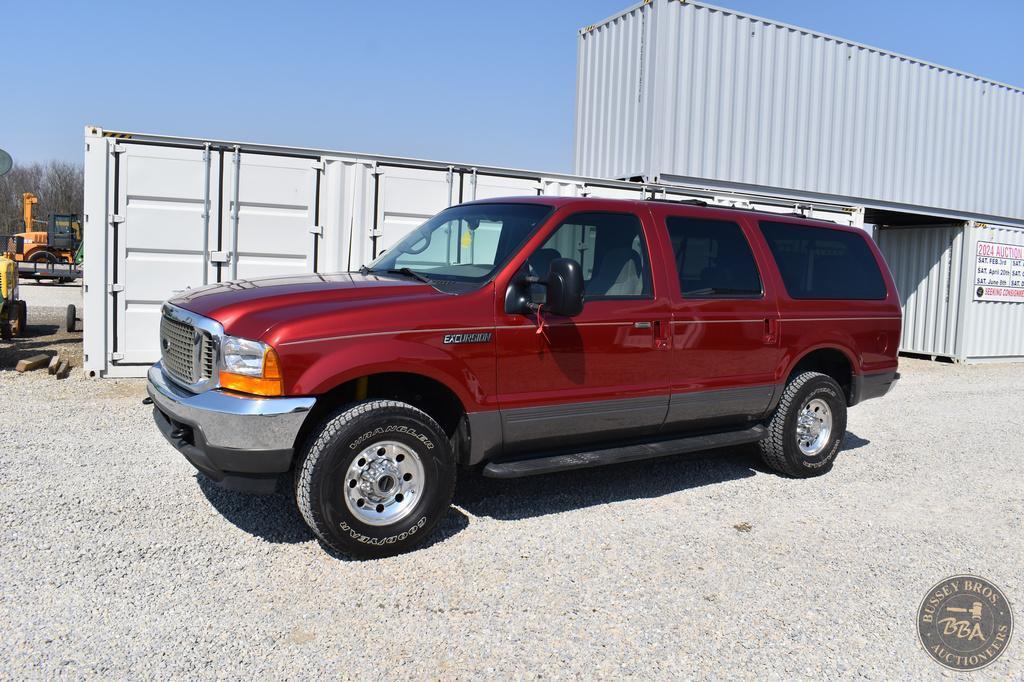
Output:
[373, 166, 455, 256]
[111, 143, 220, 366]
[465, 172, 539, 201]
[221, 152, 320, 280]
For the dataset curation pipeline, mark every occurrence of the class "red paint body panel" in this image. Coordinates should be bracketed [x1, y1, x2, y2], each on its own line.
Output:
[167, 197, 901, 420]
[491, 202, 674, 410]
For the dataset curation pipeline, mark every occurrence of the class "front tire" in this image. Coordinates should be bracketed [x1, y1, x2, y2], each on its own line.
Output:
[295, 400, 457, 558]
[759, 371, 847, 477]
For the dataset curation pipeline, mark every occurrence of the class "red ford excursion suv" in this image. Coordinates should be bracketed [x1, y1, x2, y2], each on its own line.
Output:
[148, 197, 900, 557]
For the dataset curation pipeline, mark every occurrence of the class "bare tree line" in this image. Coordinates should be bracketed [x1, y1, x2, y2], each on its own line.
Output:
[0, 162, 84, 235]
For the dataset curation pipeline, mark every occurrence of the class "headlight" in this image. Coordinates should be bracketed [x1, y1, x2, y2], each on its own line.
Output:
[219, 335, 283, 396]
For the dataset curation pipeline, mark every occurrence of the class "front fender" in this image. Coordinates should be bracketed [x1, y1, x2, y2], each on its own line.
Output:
[282, 336, 493, 411]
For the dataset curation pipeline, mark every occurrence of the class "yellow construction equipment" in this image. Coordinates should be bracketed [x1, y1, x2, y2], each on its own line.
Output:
[10, 192, 81, 267]
[0, 251, 26, 339]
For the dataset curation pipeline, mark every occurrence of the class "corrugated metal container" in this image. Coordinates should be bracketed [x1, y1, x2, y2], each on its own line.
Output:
[960, 223, 1024, 361]
[877, 222, 1024, 362]
[877, 226, 964, 359]
[83, 126, 860, 378]
[576, 0, 1024, 227]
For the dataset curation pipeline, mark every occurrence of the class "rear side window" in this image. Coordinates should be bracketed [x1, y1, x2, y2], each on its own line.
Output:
[665, 217, 763, 298]
[759, 221, 887, 300]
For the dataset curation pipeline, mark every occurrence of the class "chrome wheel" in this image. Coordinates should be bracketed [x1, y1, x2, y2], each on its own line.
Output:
[343, 440, 425, 526]
[795, 398, 832, 456]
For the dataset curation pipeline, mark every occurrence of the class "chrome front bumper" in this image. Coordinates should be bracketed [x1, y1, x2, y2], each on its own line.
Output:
[147, 363, 316, 489]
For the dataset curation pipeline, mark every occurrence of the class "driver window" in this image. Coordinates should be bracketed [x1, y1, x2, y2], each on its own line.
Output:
[528, 212, 651, 303]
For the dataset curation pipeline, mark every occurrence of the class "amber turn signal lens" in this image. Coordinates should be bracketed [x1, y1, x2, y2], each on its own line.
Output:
[219, 347, 284, 397]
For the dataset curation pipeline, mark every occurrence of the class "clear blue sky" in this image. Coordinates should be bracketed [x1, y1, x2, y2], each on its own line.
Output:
[3, 0, 1021, 172]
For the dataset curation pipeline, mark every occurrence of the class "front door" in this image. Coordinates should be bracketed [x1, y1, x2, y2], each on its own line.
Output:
[651, 206, 783, 431]
[495, 210, 672, 454]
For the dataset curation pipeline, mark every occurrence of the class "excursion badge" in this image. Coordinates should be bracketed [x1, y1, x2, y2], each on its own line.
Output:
[442, 332, 493, 344]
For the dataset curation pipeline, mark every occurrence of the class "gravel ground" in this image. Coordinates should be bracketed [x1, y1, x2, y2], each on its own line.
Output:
[1, 350, 1021, 678]
[17, 280, 82, 311]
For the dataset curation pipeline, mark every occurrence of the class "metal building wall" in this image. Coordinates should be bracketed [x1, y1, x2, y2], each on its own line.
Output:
[576, 0, 1024, 226]
[876, 226, 964, 360]
[574, 1, 655, 181]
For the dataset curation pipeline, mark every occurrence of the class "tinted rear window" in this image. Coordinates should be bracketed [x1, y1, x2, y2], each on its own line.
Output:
[665, 217, 762, 298]
[759, 221, 887, 300]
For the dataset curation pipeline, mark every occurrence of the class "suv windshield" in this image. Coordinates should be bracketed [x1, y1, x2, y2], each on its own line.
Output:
[368, 203, 553, 285]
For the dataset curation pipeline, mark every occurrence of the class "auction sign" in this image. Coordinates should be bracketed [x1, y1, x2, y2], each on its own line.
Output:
[974, 241, 1024, 302]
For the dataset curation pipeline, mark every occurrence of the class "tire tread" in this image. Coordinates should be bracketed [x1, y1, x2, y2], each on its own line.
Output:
[294, 400, 453, 557]
[759, 371, 839, 477]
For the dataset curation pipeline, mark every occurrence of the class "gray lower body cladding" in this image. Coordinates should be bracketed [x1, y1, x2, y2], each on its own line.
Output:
[849, 370, 900, 406]
[466, 384, 778, 465]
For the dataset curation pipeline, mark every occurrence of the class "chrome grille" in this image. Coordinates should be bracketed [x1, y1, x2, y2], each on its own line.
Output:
[160, 314, 214, 386]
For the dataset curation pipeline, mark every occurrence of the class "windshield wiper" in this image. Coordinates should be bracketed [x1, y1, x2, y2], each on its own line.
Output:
[387, 267, 431, 284]
[360, 264, 433, 284]
[370, 266, 431, 284]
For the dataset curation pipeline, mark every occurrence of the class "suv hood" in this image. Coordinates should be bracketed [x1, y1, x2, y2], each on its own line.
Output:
[168, 272, 441, 340]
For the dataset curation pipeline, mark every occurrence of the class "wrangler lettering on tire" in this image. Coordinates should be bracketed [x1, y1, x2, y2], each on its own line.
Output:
[294, 400, 456, 559]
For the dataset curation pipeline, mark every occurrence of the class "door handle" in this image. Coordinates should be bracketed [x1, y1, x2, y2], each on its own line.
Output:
[763, 318, 779, 345]
[653, 320, 670, 350]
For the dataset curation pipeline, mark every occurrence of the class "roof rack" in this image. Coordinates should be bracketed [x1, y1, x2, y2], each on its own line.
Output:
[644, 198, 709, 207]
[642, 197, 836, 223]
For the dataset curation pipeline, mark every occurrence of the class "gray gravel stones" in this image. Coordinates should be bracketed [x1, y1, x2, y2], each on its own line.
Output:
[1, 356, 1021, 677]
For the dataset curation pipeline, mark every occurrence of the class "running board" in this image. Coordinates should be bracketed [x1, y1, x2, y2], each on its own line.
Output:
[482, 425, 767, 479]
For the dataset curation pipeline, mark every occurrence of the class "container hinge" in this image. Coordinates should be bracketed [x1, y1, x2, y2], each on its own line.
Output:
[111, 144, 127, 154]
[109, 352, 125, 361]
[372, 164, 384, 176]
[209, 251, 230, 264]
[309, 225, 324, 236]
[311, 160, 325, 171]
[109, 214, 125, 224]
[107, 283, 125, 294]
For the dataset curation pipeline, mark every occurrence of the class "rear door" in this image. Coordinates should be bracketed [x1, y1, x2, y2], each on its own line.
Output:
[652, 205, 783, 430]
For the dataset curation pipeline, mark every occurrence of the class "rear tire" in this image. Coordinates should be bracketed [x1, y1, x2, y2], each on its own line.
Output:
[295, 400, 457, 558]
[29, 250, 60, 284]
[759, 371, 847, 477]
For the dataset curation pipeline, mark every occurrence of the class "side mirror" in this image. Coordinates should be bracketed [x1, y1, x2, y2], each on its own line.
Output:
[544, 258, 585, 317]
[503, 257, 585, 316]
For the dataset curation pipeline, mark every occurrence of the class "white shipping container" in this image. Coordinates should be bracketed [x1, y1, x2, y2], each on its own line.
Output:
[575, 0, 1024, 228]
[82, 126, 862, 378]
[877, 221, 1024, 362]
